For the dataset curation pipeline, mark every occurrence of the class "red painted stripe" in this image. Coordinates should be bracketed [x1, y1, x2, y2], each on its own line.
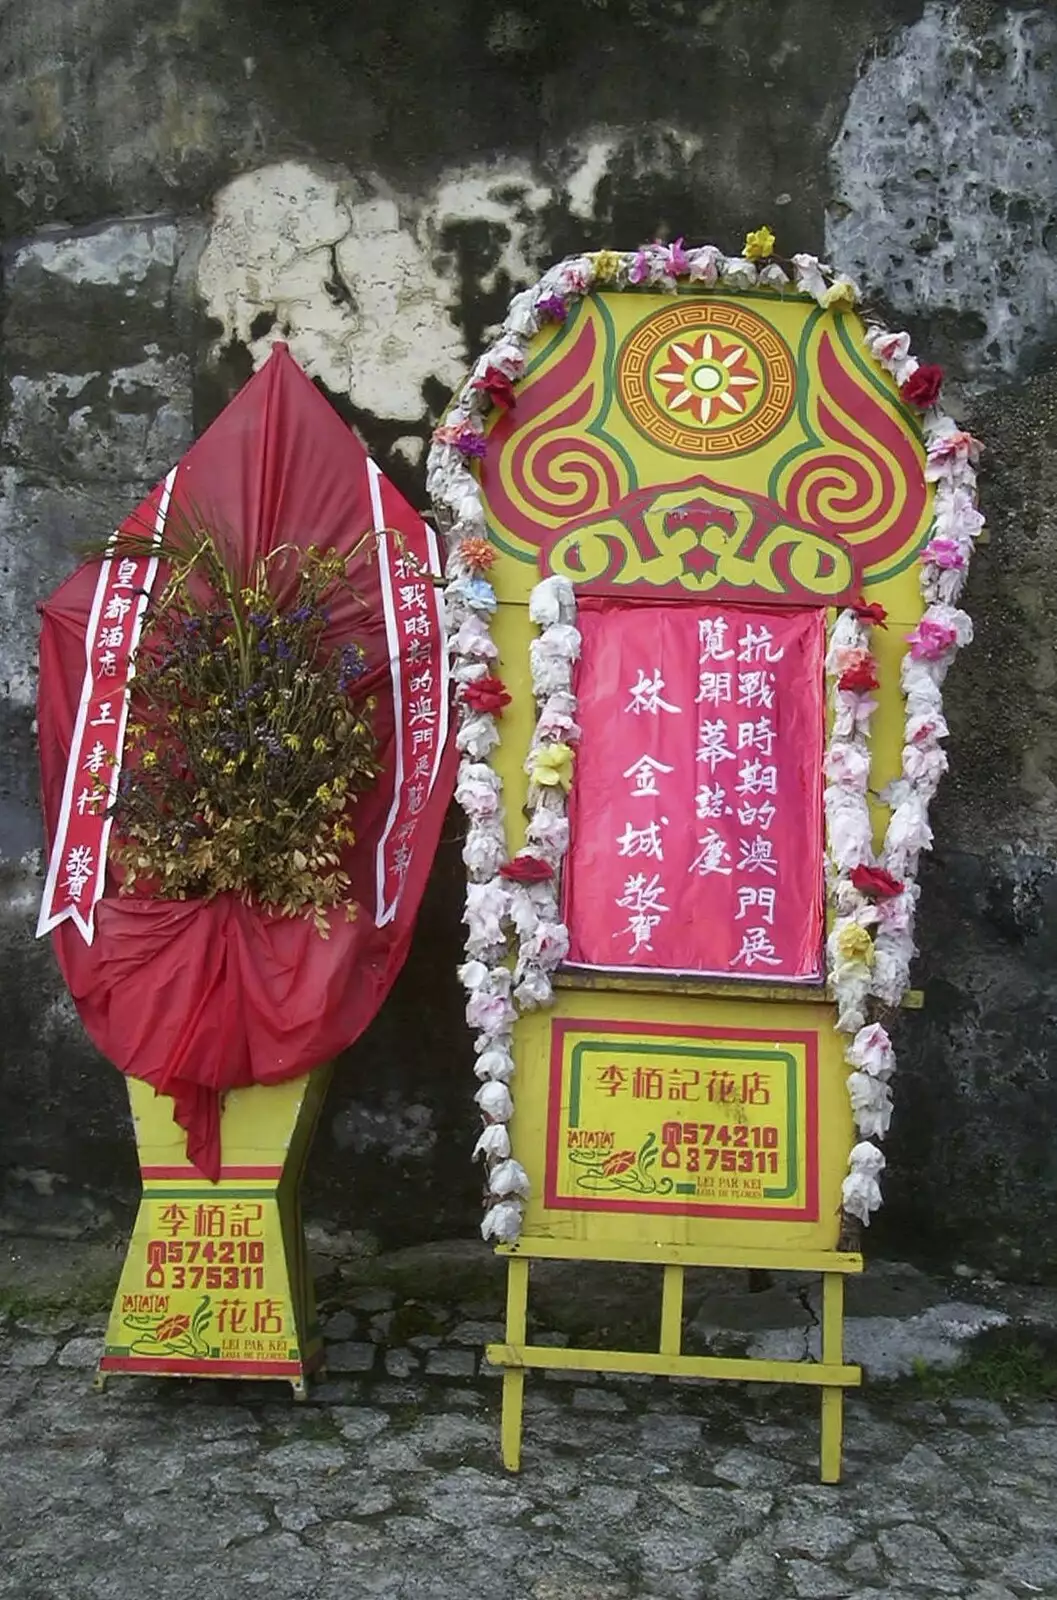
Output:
[99, 1355, 318, 1378]
[140, 1165, 283, 1181]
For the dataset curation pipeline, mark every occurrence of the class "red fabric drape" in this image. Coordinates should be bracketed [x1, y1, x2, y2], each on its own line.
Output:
[37, 346, 456, 1177]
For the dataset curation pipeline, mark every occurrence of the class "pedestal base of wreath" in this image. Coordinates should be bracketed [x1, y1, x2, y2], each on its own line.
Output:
[96, 1065, 333, 1399]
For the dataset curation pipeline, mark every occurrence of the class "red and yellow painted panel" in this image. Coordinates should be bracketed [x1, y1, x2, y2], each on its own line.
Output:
[481, 286, 926, 1252]
[485, 288, 931, 892]
[480, 291, 932, 620]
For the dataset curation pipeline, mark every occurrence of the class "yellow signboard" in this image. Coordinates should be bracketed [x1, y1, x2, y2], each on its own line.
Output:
[548, 1018, 812, 1220]
[97, 1069, 330, 1396]
[441, 270, 937, 1482]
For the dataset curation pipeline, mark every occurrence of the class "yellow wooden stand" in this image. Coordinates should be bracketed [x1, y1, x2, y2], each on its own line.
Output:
[482, 985, 865, 1481]
[490, 1248, 860, 1484]
[96, 1065, 332, 1397]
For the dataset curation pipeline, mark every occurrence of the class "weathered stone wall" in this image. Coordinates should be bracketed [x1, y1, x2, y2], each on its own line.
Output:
[3, 0, 1057, 1274]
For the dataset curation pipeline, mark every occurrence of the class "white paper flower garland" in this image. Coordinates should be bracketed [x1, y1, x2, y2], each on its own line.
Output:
[426, 234, 980, 1245]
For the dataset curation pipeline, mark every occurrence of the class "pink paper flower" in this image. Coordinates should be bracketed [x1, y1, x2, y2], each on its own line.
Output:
[873, 331, 911, 366]
[907, 617, 958, 661]
[433, 421, 487, 458]
[922, 537, 967, 570]
[629, 249, 653, 285]
[663, 237, 690, 277]
[925, 430, 983, 477]
[559, 261, 592, 295]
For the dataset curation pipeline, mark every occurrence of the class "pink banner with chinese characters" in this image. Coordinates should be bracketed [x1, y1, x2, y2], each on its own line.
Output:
[564, 600, 825, 981]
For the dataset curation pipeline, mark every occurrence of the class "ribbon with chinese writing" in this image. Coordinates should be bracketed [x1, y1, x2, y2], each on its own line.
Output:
[36, 470, 175, 944]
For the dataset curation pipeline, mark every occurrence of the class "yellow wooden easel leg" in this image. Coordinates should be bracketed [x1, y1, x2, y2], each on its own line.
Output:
[660, 1264, 684, 1356]
[500, 1256, 529, 1472]
[820, 1271, 845, 1484]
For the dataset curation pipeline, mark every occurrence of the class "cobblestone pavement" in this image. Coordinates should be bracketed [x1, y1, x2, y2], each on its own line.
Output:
[2, 1286, 1056, 1600]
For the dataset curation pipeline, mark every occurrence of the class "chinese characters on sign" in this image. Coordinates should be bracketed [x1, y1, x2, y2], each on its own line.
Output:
[547, 1020, 817, 1220]
[36, 469, 175, 944]
[565, 603, 825, 979]
[370, 460, 449, 926]
[108, 1195, 297, 1369]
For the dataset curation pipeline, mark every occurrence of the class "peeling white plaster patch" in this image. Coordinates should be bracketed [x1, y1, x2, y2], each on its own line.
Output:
[198, 164, 466, 424]
[828, 0, 1057, 384]
[14, 221, 178, 286]
[426, 163, 551, 295]
[198, 137, 710, 428]
[392, 435, 426, 467]
[565, 136, 619, 220]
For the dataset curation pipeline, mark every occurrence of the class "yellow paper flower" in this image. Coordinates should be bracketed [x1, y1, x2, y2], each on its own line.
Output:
[590, 250, 622, 282]
[743, 226, 776, 261]
[821, 276, 859, 310]
[531, 742, 574, 792]
[836, 923, 875, 967]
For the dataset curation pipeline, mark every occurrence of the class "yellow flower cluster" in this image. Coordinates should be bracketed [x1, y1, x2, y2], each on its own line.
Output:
[743, 226, 776, 261]
[530, 742, 574, 792]
[836, 923, 875, 968]
[590, 250, 623, 283]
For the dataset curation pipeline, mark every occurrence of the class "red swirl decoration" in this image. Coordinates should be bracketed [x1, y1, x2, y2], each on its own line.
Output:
[480, 317, 625, 556]
[783, 334, 927, 571]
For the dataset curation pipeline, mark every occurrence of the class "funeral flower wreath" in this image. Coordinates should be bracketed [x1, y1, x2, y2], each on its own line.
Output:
[427, 232, 981, 1245]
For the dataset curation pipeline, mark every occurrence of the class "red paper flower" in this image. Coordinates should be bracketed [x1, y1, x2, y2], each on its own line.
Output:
[838, 659, 880, 693]
[473, 367, 517, 411]
[499, 854, 554, 883]
[850, 865, 905, 899]
[462, 675, 512, 715]
[901, 364, 944, 409]
[853, 598, 888, 628]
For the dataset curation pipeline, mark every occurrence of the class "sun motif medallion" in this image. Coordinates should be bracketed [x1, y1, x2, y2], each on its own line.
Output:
[616, 300, 796, 458]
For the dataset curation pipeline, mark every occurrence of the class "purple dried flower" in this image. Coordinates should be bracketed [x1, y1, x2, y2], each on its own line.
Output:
[536, 293, 568, 323]
[455, 428, 487, 460]
[339, 642, 368, 691]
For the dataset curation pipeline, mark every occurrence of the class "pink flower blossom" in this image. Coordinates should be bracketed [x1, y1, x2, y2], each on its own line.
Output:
[432, 421, 487, 458]
[688, 246, 721, 284]
[872, 331, 911, 365]
[830, 645, 873, 678]
[663, 237, 690, 277]
[922, 537, 967, 570]
[907, 617, 958, 661]
[559, 260, 592, 295]
[925, 430, 983, 479]
[629, 248, 655, 285]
